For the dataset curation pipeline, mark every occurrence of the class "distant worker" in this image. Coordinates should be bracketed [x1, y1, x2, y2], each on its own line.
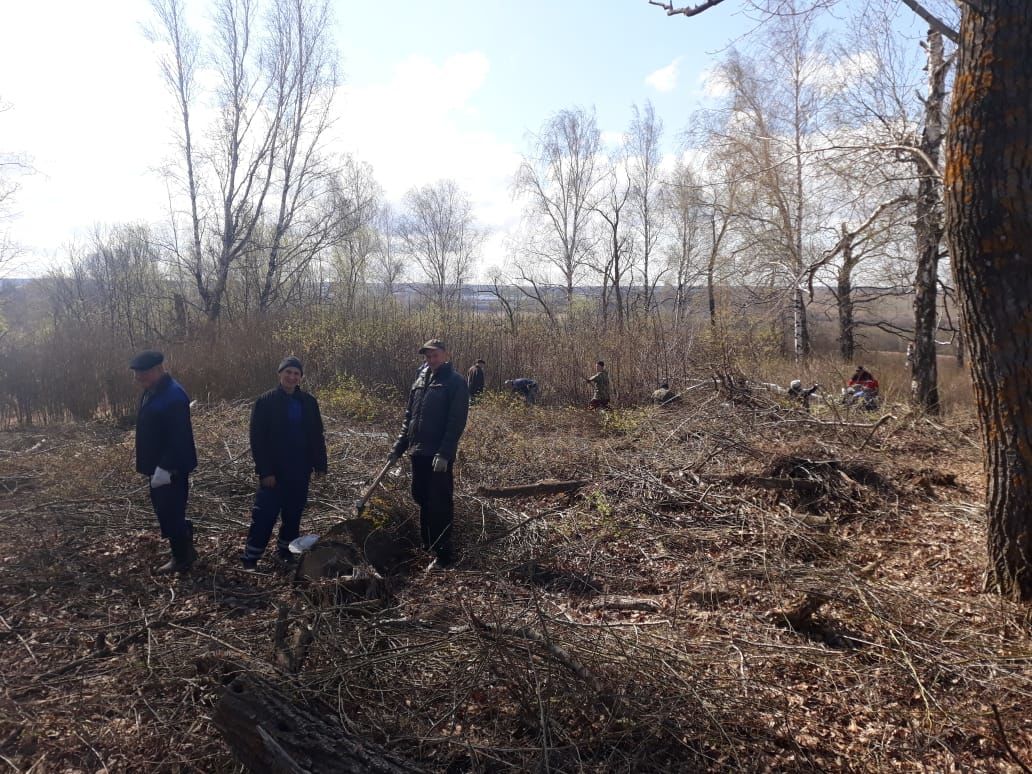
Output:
[652, 381, 679, 406]
[466, 358, 486, 402]
[586, 360, 611, 410]
[844, 366, 880, 410]
[504, 378, 539, 405]
[787, 379, 820, 410]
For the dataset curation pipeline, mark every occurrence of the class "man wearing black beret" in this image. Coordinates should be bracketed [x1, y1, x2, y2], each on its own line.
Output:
[241, 356, 327, 571]
[130, 350, 199, 573]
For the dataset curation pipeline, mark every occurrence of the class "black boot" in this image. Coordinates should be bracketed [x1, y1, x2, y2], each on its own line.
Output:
[156, 529, 198, 574]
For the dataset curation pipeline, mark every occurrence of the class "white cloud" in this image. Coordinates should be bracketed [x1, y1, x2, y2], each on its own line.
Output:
[815, 51, 880, 96]
[334, 51, 522, 276]
[0, 0, 172, 268]
[696, 66, 730, 99]
[645, 57, 682, 93]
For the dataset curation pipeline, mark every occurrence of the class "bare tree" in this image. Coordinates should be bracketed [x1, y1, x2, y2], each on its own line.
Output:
[591, 156, 636, 332]
[0, 97, 30, 278]
[255, 0, 341, 314]
[370, 203, 405, 299]
[664, 161, 706, 325]
[329, 159, 382, 313]
[910, 28, 950, 413]
[399, 179, 482, 308]
[626, 102, 666, 312]
[515, 107, 603, 304]
[702, 1, 843, 357]
[148, 0, 343, 324]
[147, 0, 204, 312]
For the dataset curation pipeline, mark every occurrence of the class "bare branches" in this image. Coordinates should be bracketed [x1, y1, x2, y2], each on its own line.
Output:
[647, 0, 729, 17]
[899, 0, 959, 43]
[399, 179, 482, 308]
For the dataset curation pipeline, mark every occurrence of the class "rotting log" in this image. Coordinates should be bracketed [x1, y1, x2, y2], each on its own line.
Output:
[214, 672, 428, 774]
[475, 479, 589, 498]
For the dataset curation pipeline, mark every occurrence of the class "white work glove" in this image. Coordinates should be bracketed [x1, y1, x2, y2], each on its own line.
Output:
[431, 454, 448, 473]
[150, 466, 172, 488]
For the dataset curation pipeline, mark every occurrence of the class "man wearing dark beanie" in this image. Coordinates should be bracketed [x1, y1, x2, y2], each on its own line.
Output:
[242, 356, 327, 571]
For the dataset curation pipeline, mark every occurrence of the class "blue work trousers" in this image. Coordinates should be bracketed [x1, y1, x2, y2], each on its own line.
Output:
[243, 477, 310, 561]
[150, 474, 191, 539]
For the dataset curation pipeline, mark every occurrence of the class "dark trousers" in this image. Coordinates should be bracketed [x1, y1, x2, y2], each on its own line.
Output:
[150, 474, 190, 539]
[244, 477, 310, 561]
[411, 455, 454, 562]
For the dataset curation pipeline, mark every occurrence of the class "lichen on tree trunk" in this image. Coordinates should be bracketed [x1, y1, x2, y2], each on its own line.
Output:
[944, 2, 1032, 598]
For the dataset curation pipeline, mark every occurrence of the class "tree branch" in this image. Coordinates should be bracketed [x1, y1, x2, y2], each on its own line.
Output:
[647, 0, 728, 17]
[899, 0, 959, 43]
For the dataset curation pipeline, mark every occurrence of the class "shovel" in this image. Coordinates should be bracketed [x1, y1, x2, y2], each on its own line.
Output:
[354, 456, 398, 517]
[289, 457, 399, 557]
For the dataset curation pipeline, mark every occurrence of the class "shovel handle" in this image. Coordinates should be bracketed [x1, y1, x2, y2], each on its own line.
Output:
[356, 458, 396, 511]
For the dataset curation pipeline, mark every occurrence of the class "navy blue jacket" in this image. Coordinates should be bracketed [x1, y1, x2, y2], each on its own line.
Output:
[135, 375, 197, 476]
[392, 362, 469, 460]
[250, 386, 328, 479]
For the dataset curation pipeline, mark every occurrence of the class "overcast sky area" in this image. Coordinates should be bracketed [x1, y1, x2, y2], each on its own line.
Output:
[0, 0, 922, 279]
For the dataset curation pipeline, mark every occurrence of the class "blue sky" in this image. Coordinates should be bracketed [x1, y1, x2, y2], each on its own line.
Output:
[0, 0, 777, 274]
[336, 0, 755, 144]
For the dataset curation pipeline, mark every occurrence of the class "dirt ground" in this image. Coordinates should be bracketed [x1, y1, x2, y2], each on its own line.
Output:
[1, 389, 1030, 773]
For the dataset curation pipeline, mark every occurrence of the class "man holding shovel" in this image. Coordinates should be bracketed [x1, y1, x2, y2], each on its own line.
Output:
[241, 356, 327, 572]
[131, 350, 198, 574]
[389, 339, 469, 571]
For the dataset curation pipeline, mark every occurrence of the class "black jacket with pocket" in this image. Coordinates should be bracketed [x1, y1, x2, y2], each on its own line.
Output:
[250, 386, 328, 480]
[392, 362, 469, 461]
[135, 374, 197, 476]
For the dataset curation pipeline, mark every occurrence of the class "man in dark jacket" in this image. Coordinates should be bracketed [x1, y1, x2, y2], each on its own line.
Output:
[131, 350, 198, 574]
[242, 356, 328, 571]
[466, 359, 486, 402]
[390, 339, 469, 571]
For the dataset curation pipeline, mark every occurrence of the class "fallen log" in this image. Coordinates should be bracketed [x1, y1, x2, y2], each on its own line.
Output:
[214, 672, 427, 773]
[475, 478, 589, 499]
[720, 474, 824, 494]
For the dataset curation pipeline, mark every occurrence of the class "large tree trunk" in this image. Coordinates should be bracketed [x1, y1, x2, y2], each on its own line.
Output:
[707, 250, 716, 327]
[792, 287, 810, 360]
[214, 673, 427, 773]
[912, 29, 947, 414]
[944, 2, 1032, 598]
[836, 236, 856, 362]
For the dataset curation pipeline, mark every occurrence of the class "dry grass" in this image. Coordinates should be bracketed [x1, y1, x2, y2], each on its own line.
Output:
[2, 381, 1028, 773]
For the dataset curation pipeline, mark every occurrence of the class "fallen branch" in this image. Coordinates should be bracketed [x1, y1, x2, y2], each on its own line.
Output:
[475, 479, 589, 499]
[720, 474, 824, 494]
[214, 672, 427, 773]
[992, 704, 1032, 774]
[584, 596, 664, 613]
[464, 608, 617, 715]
